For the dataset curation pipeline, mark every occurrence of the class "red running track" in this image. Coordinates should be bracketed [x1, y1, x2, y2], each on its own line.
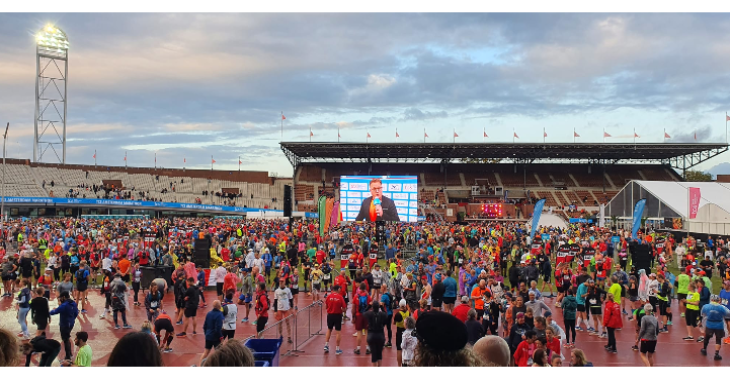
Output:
[0, 288, 726, 367]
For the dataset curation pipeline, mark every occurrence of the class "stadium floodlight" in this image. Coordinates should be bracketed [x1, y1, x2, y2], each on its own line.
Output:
[34, 24, 69, 164]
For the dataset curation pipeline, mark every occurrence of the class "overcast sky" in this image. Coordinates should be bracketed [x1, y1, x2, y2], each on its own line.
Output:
[2, 13, 730, 176]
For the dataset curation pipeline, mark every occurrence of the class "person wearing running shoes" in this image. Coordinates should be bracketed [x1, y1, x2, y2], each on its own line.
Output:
[719, 281, 730, 345]
[683, 281, 701, 341]
[637, 303, 659, 366]
[700, 295, 730, 361]
[324, 284, 346, 355]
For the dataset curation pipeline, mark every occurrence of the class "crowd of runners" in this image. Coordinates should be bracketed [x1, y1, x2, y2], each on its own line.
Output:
[1, 217, 730, 366]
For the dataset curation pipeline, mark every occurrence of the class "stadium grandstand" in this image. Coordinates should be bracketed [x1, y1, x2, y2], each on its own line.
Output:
[282, 141, 728, 222]
[0, 158, 290, 217]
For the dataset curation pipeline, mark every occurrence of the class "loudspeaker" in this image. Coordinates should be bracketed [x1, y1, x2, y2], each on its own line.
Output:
[193, 237, 211, 269]
[140, 266, 173, 289]
[632, 243, 652, 273]
[375, 221, 386, 247]
[283, 185, 292, 217]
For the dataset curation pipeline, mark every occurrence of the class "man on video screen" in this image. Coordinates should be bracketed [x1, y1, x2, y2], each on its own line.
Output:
[354, 178, 400, 222]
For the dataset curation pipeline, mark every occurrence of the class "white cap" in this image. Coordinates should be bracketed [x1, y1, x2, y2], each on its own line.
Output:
[399, 299, 407, 307]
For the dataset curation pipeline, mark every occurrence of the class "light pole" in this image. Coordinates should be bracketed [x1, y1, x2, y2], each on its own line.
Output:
[2, 122, 9, 221]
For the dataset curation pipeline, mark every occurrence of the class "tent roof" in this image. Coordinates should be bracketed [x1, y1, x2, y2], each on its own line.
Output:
[615, 180, 730, 218]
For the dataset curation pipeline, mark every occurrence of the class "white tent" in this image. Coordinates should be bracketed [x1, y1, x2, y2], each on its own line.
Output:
[606, 180, 730, 235]
[527, 213, 568, 231]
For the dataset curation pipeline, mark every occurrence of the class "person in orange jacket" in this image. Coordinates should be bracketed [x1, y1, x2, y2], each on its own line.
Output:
[603, 292, 623, 353]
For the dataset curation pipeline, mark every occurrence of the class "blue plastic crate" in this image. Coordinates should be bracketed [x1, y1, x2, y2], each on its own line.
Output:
[245, 338, 282, 367]
[254, 360, 270, 367]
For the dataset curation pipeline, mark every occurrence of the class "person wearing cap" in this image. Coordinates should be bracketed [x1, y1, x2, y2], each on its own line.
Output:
[452, 295, 471, 323]
[507, 312, 531, 356]
[412, 311, 481, 366]
[700, 294, 730, 360]
[310, 263, 323, 302]
[393, 299, 410, 366]
[635, 302, 659, 366]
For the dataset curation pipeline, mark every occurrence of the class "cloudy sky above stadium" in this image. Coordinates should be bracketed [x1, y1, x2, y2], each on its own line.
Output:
[2, 13, 730, 176]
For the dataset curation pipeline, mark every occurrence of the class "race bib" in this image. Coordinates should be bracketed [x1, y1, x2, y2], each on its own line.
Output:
[151, 301, 159, 308]
[324, 274, 331, 280]
[589, 299, 597, 305]
[458, 259, 463, 264]
[369, 254, 377, 260]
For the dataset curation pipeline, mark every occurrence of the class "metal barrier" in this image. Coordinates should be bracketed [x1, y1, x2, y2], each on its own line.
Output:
[293, 300, 324, 353]
[240, 300, 323, 357]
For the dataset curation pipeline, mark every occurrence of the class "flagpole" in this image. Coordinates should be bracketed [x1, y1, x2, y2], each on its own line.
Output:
[338, 126, 340, 143]
[543, 127, 545, 143]
[94, 150, 96, 167]
[310, 126, 312, 142]
[573, 128, 575, 143]
[424, 128, 426, 143]
[453, 128, 455, 143]
[154, 152, 156, 171]
[281, 111, 283, 140]
[513, 128, 515, 143]
[211, 155, 213, 171]
[238, 155, 241, 172]
[726, 112, 728, 144]
[483, 127, 485, 143]
[125, 151, 127, 169]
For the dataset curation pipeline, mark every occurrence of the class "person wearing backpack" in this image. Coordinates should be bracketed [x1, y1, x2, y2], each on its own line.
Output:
[379, 284, 394, 348]
[354, 282, 372, 355]
[110, 273, 132, 330]
[74, 262, 90, 314]
[254, 282, 269, 338]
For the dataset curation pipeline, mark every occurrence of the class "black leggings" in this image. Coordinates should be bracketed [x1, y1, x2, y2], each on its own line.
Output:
[113, 309, 128, 326]
[132, 281, 140, 303]
[607, 327, 616, 350]
[564, 319, 576, 343]
[385, 314, 393, 342]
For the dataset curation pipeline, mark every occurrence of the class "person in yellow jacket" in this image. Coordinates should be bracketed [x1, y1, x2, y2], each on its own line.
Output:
[209, 247, 224, 269]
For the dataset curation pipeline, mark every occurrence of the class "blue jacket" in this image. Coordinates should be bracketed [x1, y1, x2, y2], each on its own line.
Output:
[203, 308, 225, 340]
[49, 299, 79, 329]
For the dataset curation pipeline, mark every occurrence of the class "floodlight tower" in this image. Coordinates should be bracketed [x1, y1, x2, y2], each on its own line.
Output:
[34, 24, 69, 164]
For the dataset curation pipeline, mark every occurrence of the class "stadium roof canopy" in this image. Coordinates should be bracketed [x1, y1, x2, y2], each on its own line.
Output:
[280, 142, 728, 170]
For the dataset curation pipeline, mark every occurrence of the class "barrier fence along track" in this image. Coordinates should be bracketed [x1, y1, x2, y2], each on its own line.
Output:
[241, 300, 323, 357]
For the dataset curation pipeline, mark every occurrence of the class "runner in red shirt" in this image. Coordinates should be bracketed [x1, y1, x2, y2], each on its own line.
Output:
[324, 288, 347, 354]
[254, 282, 269, 337]
[315, 248, 326, 265]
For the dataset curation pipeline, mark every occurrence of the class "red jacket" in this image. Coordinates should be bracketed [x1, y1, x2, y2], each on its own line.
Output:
[603, 300, 623, 329]
[513, 340, 533, 367]
[452, 303, 471, 323]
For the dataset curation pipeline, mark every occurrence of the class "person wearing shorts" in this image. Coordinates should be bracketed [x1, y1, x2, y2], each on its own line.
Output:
[324, 286, 346, 355]
[683, 282, 701, 341]
[255, 283, 269, 337]
[700, 295, 730, 360]
[154, 312, 175, 352]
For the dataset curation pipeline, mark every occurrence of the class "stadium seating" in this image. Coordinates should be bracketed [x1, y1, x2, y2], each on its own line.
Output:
[0, 159, 285, 210]
[295, 162, 682, 212]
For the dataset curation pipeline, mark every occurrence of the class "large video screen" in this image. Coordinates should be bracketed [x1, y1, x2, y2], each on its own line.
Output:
[340, 175, 419, 222]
